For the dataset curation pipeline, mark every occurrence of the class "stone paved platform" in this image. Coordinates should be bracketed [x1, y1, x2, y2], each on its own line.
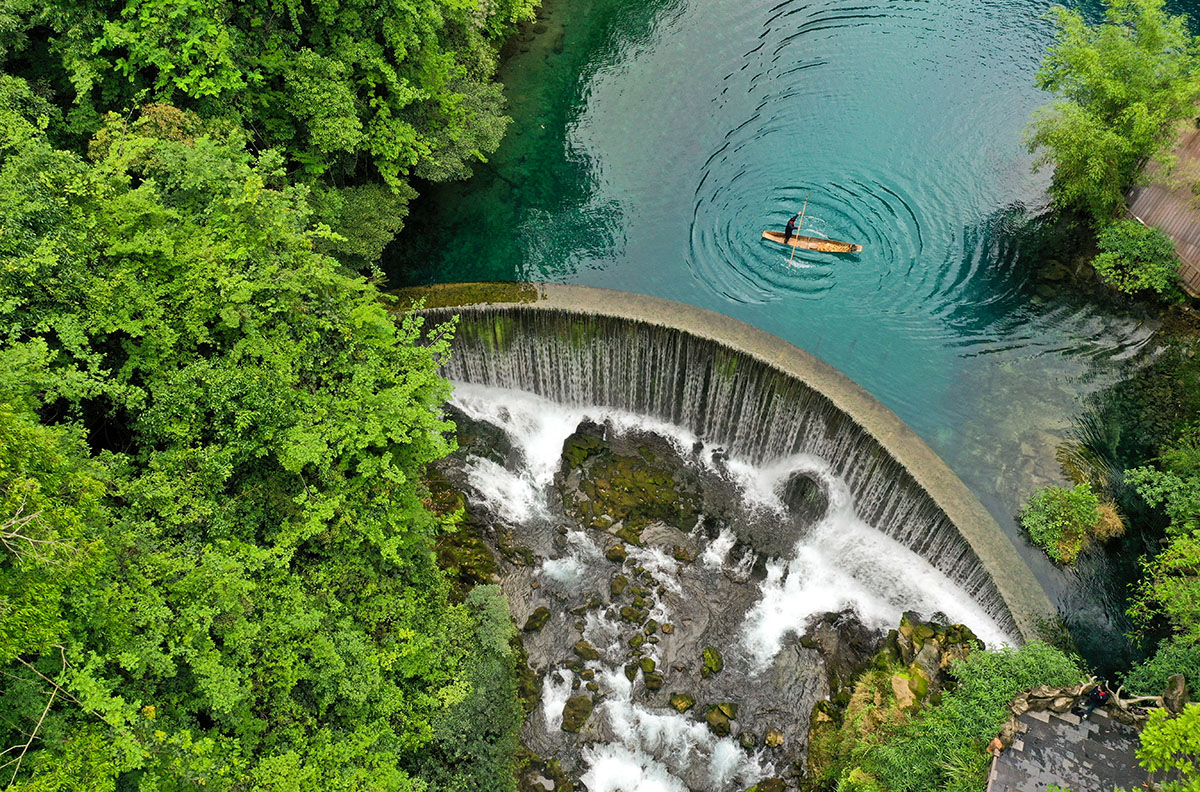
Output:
[986, 708, 1149, 792]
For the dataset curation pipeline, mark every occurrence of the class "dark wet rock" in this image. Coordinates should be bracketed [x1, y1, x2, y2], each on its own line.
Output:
[605, 543, 627, 562]
[561, 695, 594, 733]
[523, 606, 551, 632]
[580, 668, 595, 680]
[624, 663, 639, 681]
[801, 610, 885, 702]
[644, 672, 664, 691]
[445, 404, 519, 466]
[739, 732, 756, 750]
[673, 545, 694, 562]
[573, 640, 601, 661]
[781, 471, 829, 527]
[670, 692, 695, 713]
[1165, 673, 1189, 714]
[705, 705, 732, 736]
[610, 573, 628, 596]
[702, 647, 724, 678]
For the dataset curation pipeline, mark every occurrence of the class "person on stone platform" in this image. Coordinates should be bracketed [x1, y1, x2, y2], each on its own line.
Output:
[1072, 680, 1111, 719]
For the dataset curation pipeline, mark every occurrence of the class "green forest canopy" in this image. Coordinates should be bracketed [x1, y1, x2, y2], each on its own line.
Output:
[0, 0, 538, 266]
[0, 75, 520, 790]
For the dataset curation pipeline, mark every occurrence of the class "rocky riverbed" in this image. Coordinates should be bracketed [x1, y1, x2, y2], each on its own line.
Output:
[430, 385, 1009, 791]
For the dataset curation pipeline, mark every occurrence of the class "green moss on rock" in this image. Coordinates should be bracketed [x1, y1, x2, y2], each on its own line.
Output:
[522, 607, 551, 632]
[702, 647, 724, 678]
[561, 695, 594, 733]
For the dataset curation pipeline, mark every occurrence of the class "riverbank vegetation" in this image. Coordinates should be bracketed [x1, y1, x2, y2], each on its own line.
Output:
[0, 0, 538, 268]
[1027, 0, 1200, 298]
[806, 616, 1083, 792]
[0, 1, 532, 781]
[1019, 482, 1123, 564]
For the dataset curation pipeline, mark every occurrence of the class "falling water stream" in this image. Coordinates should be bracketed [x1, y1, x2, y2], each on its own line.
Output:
[446, 383, 1009, 790]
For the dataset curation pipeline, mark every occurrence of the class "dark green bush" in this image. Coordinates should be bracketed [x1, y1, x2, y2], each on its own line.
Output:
[1020, 483, 1102, 563]
[1093, 219, 1181, 296]
[1123, 636, 1200, 696]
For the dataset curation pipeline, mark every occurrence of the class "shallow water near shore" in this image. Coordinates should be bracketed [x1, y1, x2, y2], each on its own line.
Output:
[389, 0, 1200, 669]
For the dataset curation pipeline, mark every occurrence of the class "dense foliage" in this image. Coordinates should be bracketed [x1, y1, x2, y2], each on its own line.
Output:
[0, 80, 521, 790]
[818, 643, 1083, 792]
[1135, 703, 1200, 792]
[1093, 219, 1182, 296]
[853, 644, 1083, 792]
[0, 0, 538, 267]
[1027, 0, 1200, 224]
[1020, 482, 1108, 564]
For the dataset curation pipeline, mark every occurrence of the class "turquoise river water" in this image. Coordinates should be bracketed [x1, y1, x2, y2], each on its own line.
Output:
[387, 0, 1200, 669]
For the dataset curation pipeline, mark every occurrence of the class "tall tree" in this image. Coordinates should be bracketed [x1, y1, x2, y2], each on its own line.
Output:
[1027, 0, 1200, 223]
[0, 79, 520, 791]
[1, 0, 539, 265]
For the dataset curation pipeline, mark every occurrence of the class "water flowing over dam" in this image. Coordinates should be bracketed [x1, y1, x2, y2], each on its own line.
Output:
[411, 283, 1055, 642]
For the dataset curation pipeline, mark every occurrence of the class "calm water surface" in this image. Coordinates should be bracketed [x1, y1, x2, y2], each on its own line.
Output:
[389, 0, 1199, 668]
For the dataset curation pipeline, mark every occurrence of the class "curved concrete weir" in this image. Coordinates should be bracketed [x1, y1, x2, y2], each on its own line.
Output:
[403, 282, 1055, 642]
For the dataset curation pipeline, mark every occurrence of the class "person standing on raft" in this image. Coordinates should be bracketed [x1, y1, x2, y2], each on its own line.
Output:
[784, 212, 800, 245]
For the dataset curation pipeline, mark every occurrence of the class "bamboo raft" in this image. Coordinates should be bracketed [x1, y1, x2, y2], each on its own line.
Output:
[762, 230, 863, 254]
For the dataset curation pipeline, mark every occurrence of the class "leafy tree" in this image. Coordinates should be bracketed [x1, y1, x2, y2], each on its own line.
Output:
[1123, 635, 1200, 696]
[0, 86, 521, 790]
[0, 0, 538, 265]
[1020, 483, 1104, 564]
[1136, 703, 1200, 792]
[1093, 219, 1182, 296]
[1027, 0, 1200, 223]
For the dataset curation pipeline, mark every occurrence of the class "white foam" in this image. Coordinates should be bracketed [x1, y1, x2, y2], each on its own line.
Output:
[542, 668, 575, 731]
[581, 674, 770, 791]
[540, 529, 604, 588]
[739, 456, 1010, 667]
[700, 527, 737, 568]
[464, 455, 546, 523]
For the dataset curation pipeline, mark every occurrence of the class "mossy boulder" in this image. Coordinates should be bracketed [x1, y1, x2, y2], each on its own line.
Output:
[702, 647, 724, 678]
[561, 422, 702, 535]
[744, 779, 785, 792]
[620, 605, 647, 623]
[561, 695, 595, 733]
[764, 728, 784, 747]
[605, 543, 628, 562]
[670, 692, 695, 713]
[639, 657, 656, 674]
[522, 606, 551, 632]
[705, 705, 733, 736]
[644, 672, 664, 691]
[610, 574, 629, 596]
[573, 640, 601, 661]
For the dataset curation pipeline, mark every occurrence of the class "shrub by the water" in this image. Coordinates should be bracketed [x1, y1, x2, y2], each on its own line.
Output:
[1093, 220, 1181, 297]
[859, 643, 1084, 792]
[1020, 483, 1105, 563]
[1123, 636, 1200, 697]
